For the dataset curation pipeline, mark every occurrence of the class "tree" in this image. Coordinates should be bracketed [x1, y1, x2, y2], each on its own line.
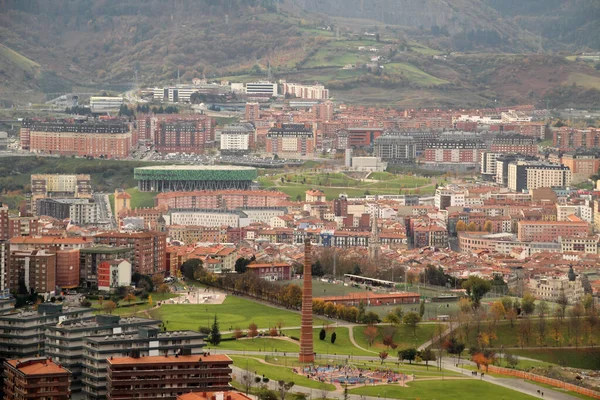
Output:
[319, 327, 327, 341]
[472, 352, 494, 372]
[443, 336, 465, 362]
[124, 293, 136, 304]
[363, 325, 378, 347]
[583, 293, 595, 313]
[557, 288, 569, 320]
[363, 311, 381, 324]
[483, 220, 493, 233]
[382, 335, 395, 349]
[383, 312, 400, 326]
[403, 312, 421, 336]
[569, 302, 585, 348]
[181, 258, 204, 280]
[398, 348, 417, 364]
[257, 388, 278, 400]
[504, 351, 519, 368]
[466, 222, 478, 231]
[152, 274, 164, 288]
[419, 300, 425, 318]
[521, 293, 536, 315]
[378, 351, 388, 364]
[102, 300, 117, 315]
[462, 276, 492, 308]
[331, 331, 337, 344]
[456, 220, 467, 232]
[148, 295, 153, 305]
[209, 315, 221, 346]
[311, 260, 325, 277]
[248, 323, 259, 339]
[158, 283, 171, 293]
[489, 301, 505, 327]
[420, 348, 436, 369]
[235, 256, 255, 274]
[278, 381, 294, 400]
[393, 307, 404, 320]
[269, 327, 278, 337]
[500, 297, 513, 312]
[233, 327, 244, 339]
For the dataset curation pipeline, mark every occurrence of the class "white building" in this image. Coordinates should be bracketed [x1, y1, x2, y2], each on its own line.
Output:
[220, 124, 255, 153]
[98, 260, 132, 291]
[528, 275, 584, 304]
[481, 152, 501, 178]
[435, 187, 466, 210]
[557, 204, 593, 223]
[508, 161, 572, 192]
[89, 96, 124, 113]
[280, 82, 329, 100]
[245, 82, 277, 97]
[168, 207, 285, 228]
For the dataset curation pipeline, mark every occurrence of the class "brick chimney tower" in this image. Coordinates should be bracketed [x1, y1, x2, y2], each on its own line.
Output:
[298, 238, 314, 363]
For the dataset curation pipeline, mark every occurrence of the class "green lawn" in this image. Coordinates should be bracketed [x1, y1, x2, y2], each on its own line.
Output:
[283, 327, 375, 356]
[93, 292, 178, 316]
[384, 63, 448, 86]
[281, 280, 370, 297]
[512, 349, 600, 370]
[350, 381, 538, 400]
[219, 337, 299, 353]
[148, 296, 329, 332]
[230, 356, 335, 390]
[352, 324, 442, 352]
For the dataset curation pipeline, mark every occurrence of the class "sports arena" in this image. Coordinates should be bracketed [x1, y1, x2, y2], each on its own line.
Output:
[134, 165, 258, 192]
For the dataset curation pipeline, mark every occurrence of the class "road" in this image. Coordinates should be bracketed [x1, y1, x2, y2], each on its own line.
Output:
[93, 192, 115, 229]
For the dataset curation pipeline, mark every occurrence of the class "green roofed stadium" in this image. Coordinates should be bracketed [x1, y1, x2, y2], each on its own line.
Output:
[134, 165, 258, 192]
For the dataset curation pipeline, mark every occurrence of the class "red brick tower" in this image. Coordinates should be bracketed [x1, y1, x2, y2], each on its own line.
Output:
[299, 238, 314, 363]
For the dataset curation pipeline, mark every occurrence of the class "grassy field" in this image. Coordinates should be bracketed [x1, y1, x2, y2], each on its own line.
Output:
[219, 337, 299, 353]
[109, 187, 157, 213]
[92, 292, 178, 316]
[0, 43, 40, 71]
[384, 63, 448, 86]
[512, 349, 600, 370]
[566, 73, 600, 90]
[283, 327, 375, 356]
[352, 324, 442, 352]
[258, 171, 435, 200]
[149, 296, 329, 332]
[230, 356, 335, 390]
[349, 381, 538, 400]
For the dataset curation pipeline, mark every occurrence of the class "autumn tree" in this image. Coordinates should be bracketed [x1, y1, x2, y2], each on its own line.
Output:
[382, 335, 395, 349]
[233, 327, 244, 339]
[158, 283, 171, 293]
[102, 300, 117, 315]
[471, 352, 494, 372]
[489, 301, 505, 328]
[363, 325, 378, 347]
[456, 220, 467, 232]
[483, 220, 493, 233]
[248, 323, 259, 339]
[378, 351, 388, 364]
[466, 222, 478, 231]
[521, 293, 536, 315]
[152, 274, 165, 288]
[124, 293, 136, 304]
[383, 312, 401, 326]
[443, 336, 466, 363]
[269, 327, 278, 337]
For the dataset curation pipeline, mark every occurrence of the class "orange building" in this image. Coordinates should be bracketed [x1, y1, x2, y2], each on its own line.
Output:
[55, 248, 80, 289]
[4, 358, 72, 400]
[178, 391, 252, 400]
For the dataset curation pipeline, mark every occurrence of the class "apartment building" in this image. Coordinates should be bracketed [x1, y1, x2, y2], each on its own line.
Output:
[0, 241, 7, 291]
[517, 219, 591, 242]
[3, 358, 71, 400]
[82, 327, 206, 400]
[220, 124, 255, 153]
[561, 152, 600, 183]
[93, 231, 167, 276]
[244, 102, 260, 121]
[0, 203, 8, 241]
[155, 190, 288, 210]
[8, 249, 56, 294]
[281, 82, 329, 99]
[0, 303, 94, 360]
[8, 215, 39, 239]
[556, 204, 593, 223]
[553, 127, 600, 151]
[480, 152, 501, 179]
[560, 236, 599, 254]
[423, 139, 485, 165]
[106, 353, 232, 400]
[36, 198, 98, 223]
[21, 119, 132, 159]
[153, 115, 214, 154]
[507, 161, 572, 192]
[490, 134, 538, 156]
[246, 263, 293, 281]
[30, 173, 92, 214]
[45, 315, 159, 392]
[97, 260, 132, 291]
[79, 246, 133, 288]
[266, 123, 314, 158]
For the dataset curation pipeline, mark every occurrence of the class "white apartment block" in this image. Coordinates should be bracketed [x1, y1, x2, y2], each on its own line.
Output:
[245, 82, 277, 97]
[557, 204, 593, 223]
[281, 82, 329, 99]
[560, 236, 599, 254]
[169, 211, 248, 228]
[435, 188, 466, 210]
[220, 124, 254, 152]
[528, 275, 585, 304]
[508, 161, 572, 192]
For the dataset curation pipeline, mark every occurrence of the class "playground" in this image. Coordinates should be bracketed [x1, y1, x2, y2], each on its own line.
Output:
[300, 364, 411, 387]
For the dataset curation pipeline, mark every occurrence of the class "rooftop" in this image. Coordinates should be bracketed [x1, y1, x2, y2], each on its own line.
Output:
[5, 358, 69, 376]
[107, 354, 231, 365]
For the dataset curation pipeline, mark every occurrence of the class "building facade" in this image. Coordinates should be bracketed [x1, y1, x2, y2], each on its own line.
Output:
[266, 123, 314, 158]
[4, 358, 71, 400]
[93, 232, 167, 276]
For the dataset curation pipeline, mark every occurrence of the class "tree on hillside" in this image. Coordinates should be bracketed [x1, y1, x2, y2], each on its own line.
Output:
[462, 276, 491, 308]
[521, 293, 536, 315]
[363, 325, 378, 347]
[456, 220, 467, 232]
[403, 312, 421, 336]
[181, 258, 204, 280]
[419, 348, 436, 369]
[209, 315, 221, 346]
[398, 348, 417, 364]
